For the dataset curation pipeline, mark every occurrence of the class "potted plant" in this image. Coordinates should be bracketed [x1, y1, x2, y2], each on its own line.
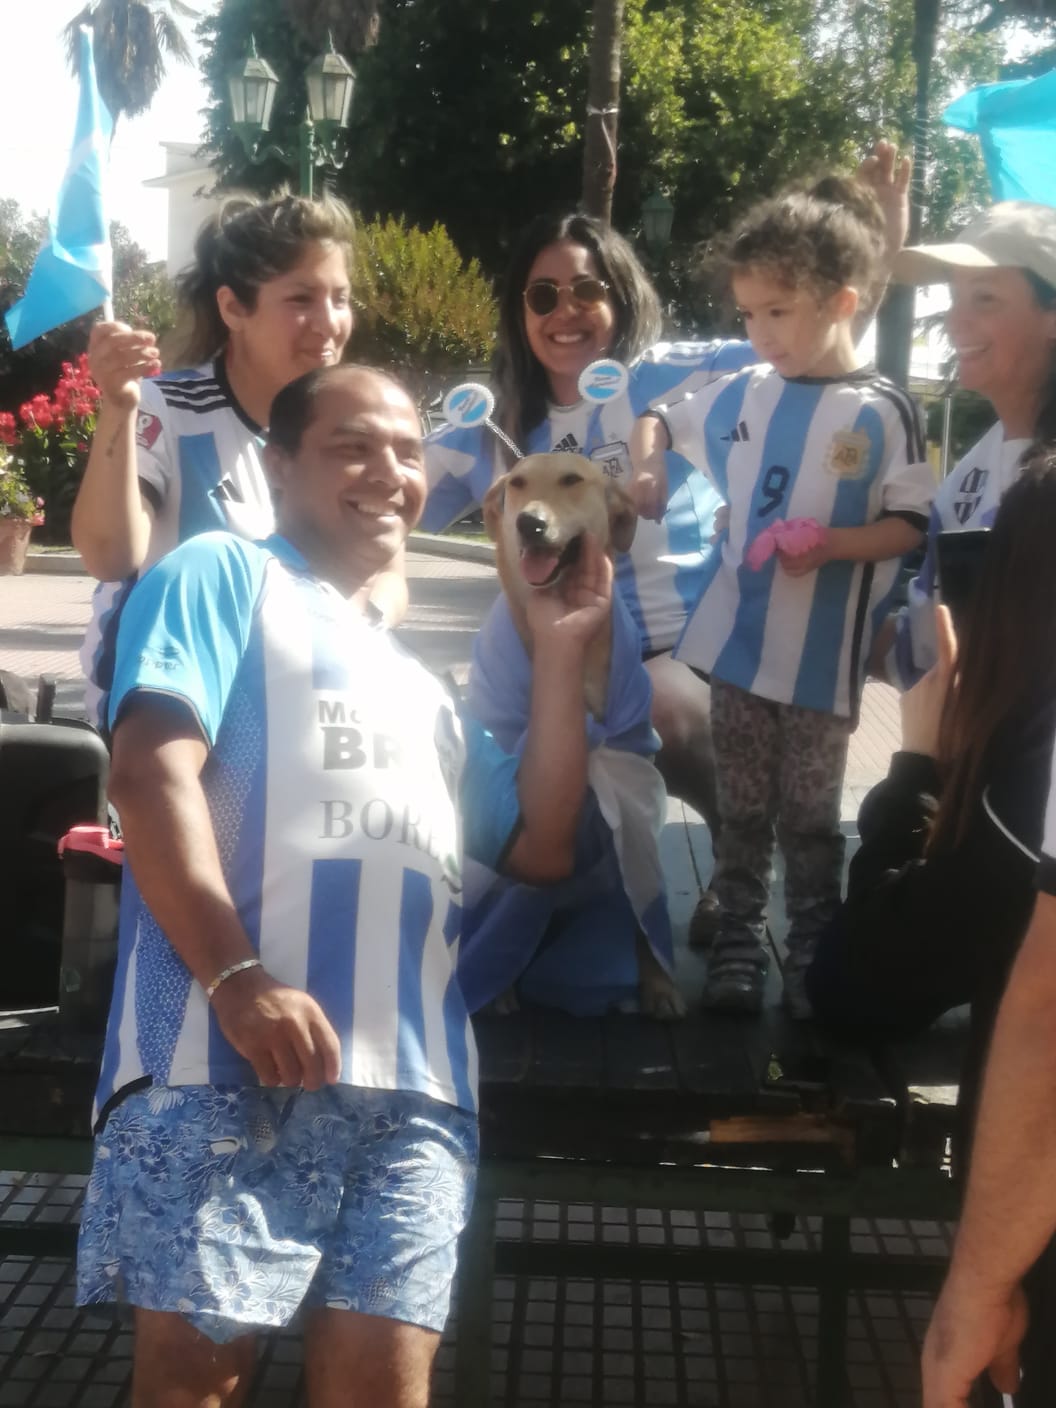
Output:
[0, 449, 46, 575]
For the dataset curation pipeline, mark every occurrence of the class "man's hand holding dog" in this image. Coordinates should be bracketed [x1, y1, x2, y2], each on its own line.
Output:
[523, 530, 613, 653]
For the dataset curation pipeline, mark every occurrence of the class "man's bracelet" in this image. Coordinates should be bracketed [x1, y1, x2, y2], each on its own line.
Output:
[205, 958, 262, 1001]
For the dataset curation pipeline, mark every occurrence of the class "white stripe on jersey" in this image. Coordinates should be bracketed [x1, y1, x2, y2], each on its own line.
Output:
[167, 955, 211, 1084]
[347, 860, 403, 1089]
[258, 570, 317, 996]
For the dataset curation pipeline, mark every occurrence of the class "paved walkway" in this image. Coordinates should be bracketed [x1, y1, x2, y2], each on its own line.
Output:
[0, 553, 934, 1408]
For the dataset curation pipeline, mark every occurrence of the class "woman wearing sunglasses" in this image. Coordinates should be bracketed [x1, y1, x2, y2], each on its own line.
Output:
[423, 211, 756, 942]
[423, 146, 908, 942]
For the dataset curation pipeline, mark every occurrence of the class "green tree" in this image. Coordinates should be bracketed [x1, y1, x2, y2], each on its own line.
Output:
[200, 0, 870, 281]
[279, 0, 383, 54]
[0, 202, 176, 414]
[352, 216, 497, 403]
[65, 1, 197, 124]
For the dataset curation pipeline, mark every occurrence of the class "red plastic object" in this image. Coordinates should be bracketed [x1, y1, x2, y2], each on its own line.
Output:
[57, 824, 124, 864]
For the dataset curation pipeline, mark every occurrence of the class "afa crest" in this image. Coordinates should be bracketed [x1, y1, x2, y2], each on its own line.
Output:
[825, 430, 871, 480]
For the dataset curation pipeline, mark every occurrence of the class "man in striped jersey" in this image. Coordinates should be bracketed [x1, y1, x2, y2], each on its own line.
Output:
[76, 365, 610, 1406]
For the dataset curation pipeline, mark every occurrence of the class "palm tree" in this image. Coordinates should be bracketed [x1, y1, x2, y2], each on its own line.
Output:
[280, 0, 383, 55]
[64, 1, 197, 125]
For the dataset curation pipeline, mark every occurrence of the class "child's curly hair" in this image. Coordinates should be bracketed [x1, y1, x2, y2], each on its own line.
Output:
[724, 175, 887, 307]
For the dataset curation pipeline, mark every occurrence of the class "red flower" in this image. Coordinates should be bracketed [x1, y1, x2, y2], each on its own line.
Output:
[22, 395, 55, 430]
[0, 413, 16, 446]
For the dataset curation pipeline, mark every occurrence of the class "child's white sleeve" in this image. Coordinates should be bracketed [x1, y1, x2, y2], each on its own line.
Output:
[655, 395, 708, 477]
[878, 396, 934, 524]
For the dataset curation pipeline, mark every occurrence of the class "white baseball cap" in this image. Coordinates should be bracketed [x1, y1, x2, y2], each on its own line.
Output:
[894, 201, 1056, 288]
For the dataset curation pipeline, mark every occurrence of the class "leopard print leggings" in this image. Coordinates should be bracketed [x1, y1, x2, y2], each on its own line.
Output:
[709, 678, 851, 956]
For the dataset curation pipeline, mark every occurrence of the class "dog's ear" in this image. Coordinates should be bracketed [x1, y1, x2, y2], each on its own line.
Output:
[482, 475, 508, 543]
[606, 481, 638, 553]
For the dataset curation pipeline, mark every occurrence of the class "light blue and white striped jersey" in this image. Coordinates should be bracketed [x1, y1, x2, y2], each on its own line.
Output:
[666, 366, 933, 718]
[80, 361, 275, 729]
[422, 340, 757, 653]
[889, 421, 1031, 689]
[96, 532, 520, 1123]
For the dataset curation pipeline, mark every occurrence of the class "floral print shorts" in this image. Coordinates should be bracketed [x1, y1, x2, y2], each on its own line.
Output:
[77, 1082, 478, 1342]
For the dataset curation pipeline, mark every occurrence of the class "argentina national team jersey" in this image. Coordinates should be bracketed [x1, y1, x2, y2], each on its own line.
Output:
[80, 361, 276, 730]
[422, 340, 757, 653]
[668, 366, 934, 718]
[97, 532, 520, 1123]
[890, 421, 1031, 688]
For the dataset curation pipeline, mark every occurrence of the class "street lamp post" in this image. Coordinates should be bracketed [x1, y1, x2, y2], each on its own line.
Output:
[227, 35, 356, 200]
[640, 190, 677, 325]
[641, 190, 675, 256]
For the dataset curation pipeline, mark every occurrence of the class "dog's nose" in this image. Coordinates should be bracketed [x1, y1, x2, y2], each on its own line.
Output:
[516, 510, 550, 544]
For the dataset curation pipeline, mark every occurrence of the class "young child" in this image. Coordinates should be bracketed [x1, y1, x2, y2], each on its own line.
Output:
[631, 175, 934, 1017]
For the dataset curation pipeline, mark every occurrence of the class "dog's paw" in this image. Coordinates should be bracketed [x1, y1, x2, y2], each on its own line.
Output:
[639, 977, 687, 1021]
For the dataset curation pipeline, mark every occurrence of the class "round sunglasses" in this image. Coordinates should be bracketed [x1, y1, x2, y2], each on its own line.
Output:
[522, 277, 610, 317]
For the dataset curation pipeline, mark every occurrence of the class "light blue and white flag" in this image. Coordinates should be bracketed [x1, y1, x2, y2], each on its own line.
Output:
[943, 68, 1056, 207]
[4, 28, 113, 350]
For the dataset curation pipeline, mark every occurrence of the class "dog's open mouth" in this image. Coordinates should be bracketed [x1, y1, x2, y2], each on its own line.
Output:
[518, 533, 583, 589]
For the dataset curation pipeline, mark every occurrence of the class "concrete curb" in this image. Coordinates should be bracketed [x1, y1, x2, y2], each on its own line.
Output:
[25, 535, 496, 576]
[408, 532, 495, 566]
[25, 551, 88, 576]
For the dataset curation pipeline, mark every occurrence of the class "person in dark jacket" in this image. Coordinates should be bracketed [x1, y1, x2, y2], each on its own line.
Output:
[807, 443, 1056, 1046]
[809, 445, 1056, 1408]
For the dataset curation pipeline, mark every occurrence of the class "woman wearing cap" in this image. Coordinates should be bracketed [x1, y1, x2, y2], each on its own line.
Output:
[884, 200, 1056, 687]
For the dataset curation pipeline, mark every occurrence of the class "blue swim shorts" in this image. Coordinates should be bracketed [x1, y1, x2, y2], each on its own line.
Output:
[76, 1083, 478, 1342]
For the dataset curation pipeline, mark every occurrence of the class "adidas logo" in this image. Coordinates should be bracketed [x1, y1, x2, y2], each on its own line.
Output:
[720, 421, 750, 443]
[553, 433, 581, 453]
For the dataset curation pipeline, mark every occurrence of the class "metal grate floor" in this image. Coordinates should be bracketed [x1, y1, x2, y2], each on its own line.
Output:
[1, 1174, 953, 1407]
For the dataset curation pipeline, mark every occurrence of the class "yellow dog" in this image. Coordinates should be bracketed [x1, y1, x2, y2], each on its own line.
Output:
[482, 453, 685, 1019]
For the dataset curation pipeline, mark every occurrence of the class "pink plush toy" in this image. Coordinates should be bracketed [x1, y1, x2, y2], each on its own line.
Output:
[745, 517, 827, 572]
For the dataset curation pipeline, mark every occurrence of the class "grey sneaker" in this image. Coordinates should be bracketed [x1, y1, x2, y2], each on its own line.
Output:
[688, 887, 722, 948]
[701, 943, 769, 1014]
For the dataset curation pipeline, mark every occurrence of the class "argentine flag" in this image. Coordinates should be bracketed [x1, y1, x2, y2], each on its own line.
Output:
[944, 68, 1056, 208]
[4, 28, 113, 350]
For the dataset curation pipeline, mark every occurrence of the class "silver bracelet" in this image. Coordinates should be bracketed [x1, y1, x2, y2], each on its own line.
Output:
[205, 957, 262, 1001]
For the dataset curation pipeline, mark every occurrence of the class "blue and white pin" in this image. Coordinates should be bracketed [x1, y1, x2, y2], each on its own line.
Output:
[578, 358, 630, 405]
[442, 383, 523, 459]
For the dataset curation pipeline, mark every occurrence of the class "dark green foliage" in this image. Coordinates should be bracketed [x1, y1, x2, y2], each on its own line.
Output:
[352, 216, 497, 404]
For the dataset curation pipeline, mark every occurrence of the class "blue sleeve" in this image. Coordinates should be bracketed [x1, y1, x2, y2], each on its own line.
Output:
[421, 423, 495, 531]
[108, 532, 266, 743]
[629, 338, 757, 415]
[458, 714, 522, 870]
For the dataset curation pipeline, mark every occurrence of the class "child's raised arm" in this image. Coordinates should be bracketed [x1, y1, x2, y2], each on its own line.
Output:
[628, 410, 671, 524]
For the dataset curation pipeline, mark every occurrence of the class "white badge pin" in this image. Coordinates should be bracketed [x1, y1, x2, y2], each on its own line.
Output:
[443, 382, 495, 428]
[442, 382, 523, 459]
[579, 358, 630, 404]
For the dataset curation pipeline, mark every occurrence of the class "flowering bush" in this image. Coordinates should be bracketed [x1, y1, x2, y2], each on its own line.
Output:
[0, 355, 100, 544]
[0, 452, 45, 525]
